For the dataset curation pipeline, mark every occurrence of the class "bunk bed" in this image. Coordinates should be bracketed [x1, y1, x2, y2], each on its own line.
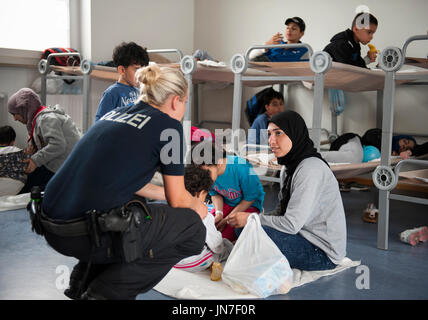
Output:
[372, 34, 428, 250]
[224, 43, 428, 184]
[37, 49, 183, 133]
[229, 43, 428, 152]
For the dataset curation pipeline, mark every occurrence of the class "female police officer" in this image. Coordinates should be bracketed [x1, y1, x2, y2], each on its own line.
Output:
[41, 64, 207, 300]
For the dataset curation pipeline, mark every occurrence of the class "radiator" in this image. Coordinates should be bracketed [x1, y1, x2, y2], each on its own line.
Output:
[46, 93, 101, 132]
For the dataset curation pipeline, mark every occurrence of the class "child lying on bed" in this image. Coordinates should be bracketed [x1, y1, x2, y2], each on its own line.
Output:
[174, 165, 233, 274]
[321, 128, 427, 164]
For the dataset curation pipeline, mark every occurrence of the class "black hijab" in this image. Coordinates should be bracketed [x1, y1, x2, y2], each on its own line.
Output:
[269, 110, 328, 214]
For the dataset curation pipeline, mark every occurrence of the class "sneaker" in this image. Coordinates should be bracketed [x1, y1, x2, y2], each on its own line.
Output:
[210, 262, 223, 281]
[363, 203, 378, 223]
[348, 182, 369, 192]
[399, 226, 428, 246]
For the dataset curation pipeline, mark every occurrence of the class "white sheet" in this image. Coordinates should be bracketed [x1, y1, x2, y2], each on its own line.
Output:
[0, 193, 30, 212]
[154, 257, 360, 299]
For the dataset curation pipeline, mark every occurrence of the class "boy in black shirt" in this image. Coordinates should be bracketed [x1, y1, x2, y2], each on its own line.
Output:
[324, 12, 378, 68]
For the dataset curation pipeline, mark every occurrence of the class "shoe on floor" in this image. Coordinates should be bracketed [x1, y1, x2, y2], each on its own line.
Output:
[399, 226, 428, 246]
[363, 203, 378, 223]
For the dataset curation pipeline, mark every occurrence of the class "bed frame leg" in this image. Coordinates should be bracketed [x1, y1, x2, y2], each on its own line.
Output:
[377, 189, 390, 250]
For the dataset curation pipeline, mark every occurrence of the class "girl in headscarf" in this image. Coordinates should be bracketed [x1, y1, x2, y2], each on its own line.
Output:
[228, 110, 347, 271]
[8, 88, 81, 192]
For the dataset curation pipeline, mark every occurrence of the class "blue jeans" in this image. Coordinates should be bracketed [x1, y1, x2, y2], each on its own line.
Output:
[235, 226, 337, 271]
[262, 226, 337, 271]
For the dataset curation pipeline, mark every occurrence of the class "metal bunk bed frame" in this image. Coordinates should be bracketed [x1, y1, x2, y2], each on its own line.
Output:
[38, 49, 184, 134]
[372, 34, 428, 250]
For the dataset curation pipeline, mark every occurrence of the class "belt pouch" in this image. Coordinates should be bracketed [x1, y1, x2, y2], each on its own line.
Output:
[120, 206, 144, 263]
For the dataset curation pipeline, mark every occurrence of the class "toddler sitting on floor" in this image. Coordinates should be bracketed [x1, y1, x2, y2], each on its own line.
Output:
[174, 165, 233, 277]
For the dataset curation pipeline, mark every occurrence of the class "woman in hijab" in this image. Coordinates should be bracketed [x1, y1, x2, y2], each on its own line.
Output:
[227, 110, 347, 271]
[8, 88, 81, 192]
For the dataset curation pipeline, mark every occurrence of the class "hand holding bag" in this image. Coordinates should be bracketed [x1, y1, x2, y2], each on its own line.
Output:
[222, 213, 293, 298]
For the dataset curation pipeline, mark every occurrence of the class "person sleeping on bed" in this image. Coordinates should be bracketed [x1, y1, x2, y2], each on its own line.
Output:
[174, 165, 233, 274]
[323, 12, 378, 68]
[249, 16, 309, 62]
[321, 128, 427, 164]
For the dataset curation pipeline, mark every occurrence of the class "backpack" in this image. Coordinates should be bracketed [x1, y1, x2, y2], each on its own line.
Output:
[244, 87, 274, 126]
[41, 48, 81, 67]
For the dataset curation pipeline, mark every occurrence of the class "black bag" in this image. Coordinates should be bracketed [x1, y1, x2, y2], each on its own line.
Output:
[361, 128, 382, 151]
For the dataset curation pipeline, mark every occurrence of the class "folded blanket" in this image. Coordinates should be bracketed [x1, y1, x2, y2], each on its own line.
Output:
[154, 257, 360, 299]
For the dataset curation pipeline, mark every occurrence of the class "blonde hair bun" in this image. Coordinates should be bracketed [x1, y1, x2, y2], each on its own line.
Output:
[136, 64, 161, 86]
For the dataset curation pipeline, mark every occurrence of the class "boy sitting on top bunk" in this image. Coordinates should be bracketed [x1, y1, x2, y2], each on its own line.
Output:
[94, 42, 149, 121]
[324, 12, 379, 68]
[249, 16, 309, 62]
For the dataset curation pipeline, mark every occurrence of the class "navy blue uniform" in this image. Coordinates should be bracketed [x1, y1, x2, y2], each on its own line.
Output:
[42, 101, 205, 300]
[43, 101, 184, 220]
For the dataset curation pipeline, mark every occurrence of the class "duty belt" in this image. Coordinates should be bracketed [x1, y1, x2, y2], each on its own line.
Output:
[39, 215, 89, 237]
[30, 199, 151, 238]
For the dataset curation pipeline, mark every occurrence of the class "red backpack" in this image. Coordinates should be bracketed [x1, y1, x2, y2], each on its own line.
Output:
[41, 48, 80, 66]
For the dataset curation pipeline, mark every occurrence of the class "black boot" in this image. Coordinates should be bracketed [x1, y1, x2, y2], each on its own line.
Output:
[64, 261, 109, 300]
[64, 261, 90, 300]
[80, 288, 108, 300]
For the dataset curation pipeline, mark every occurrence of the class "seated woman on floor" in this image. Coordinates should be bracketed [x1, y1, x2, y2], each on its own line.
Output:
[227, 110, 347, 271]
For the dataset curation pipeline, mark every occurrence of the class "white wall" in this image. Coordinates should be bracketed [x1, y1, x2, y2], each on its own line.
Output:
[89, 0, 194, 62]
[1, 0, 427, 149]
[0, 0, 195, 149]
[194, 0, 428, 136]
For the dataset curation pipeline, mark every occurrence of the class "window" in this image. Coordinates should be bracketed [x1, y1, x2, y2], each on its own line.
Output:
[0, 0, 70, 51]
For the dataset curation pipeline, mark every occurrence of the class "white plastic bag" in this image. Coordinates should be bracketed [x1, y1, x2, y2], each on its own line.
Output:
[222, 213, 293, 298]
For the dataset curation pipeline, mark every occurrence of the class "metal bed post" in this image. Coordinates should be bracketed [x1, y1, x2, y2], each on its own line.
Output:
[39, 66, 47, 105]
[180, 55, 197, 163]
[81, 60, 92, 133]
[374, 68, 396, 250]
[376, 90, 383, 129]
[373, 34, 428, 250]
[309, 52, 332, 151]
[230, 54, 247, 154]
[38, 52, 86, 130]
